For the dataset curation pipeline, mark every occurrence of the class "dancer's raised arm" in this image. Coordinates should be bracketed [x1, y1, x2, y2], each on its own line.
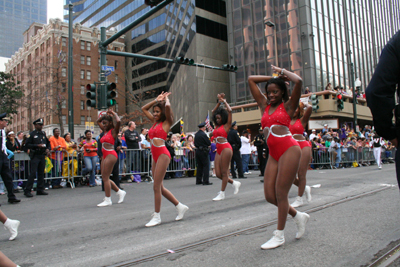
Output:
[107, 110, 120, 139]
[164, 92, 173, 126]
[141, 92, 166, 123]
[248, 75, 273, 113]
[217, 93, 232, 133]
[300, 102, 313, 127]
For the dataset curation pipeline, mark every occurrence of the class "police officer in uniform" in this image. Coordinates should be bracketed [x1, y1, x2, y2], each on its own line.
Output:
[0, 113, 21, 204]
[24, 118, 50, 197]
[254, 128, 266, 177]
[195, 123, 212, 185]
[228, 121, 246, 179]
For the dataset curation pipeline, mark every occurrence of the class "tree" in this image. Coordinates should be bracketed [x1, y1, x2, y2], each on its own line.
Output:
[0, 72, 23, 118]
[120, 110, 152, 127]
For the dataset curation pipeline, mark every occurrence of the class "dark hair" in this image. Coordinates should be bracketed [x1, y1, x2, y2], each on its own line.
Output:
[212, 107, 228, 126]
[101, 114, 114, 128]
[63, 133, 70, 139]
[187, 134, 193, 141]
[242, 130, 248, 135]
[53, 128, 59, 134]
[141, 128, 146, 133]
[84, 130, 91, 135]
[153, 102, 166, 122]
[264, 78, 289, 102]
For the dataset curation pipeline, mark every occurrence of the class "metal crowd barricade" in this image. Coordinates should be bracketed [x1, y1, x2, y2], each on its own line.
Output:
[311, 147, 331, 169]
[121, 148, 152, 182]
[164, 147, 197, 177]
[340, 146, 357, 167]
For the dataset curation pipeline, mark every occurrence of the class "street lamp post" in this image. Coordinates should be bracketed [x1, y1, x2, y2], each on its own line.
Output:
[354, 77, 361, 129]
[265, 20, 278, 66]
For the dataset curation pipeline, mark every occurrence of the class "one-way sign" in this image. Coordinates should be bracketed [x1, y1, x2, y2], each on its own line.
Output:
[101, 66, 115, 72]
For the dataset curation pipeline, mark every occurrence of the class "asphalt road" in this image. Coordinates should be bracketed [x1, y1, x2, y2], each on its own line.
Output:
[0, 164, 399, 267]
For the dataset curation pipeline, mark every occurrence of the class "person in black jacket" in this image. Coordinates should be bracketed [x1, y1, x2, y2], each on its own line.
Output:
[0, 114, 21, 203]
[194, 123, 212, 185]
[124, 121, 141, 174]
[227, 121, 245, 179]
[366, 30, 400, 188]
[24, 118, 51, 197]
[254, 128, 266, 177]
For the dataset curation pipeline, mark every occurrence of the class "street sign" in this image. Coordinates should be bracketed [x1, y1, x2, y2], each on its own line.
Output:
[105, 70, 111, 76]
[101, 65, 115, 72]
[98, 111, 107, 118]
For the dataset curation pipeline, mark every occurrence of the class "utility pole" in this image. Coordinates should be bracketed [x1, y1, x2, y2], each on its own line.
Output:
[68, 4, 74, 138]
[99, 27, 107, 110]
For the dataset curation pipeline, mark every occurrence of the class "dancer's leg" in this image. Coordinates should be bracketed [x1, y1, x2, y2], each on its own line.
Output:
[296, 147, 312, 196]
[153, 155, 178, 212]
[219, 148, 233, 191]
[101, 155, 117, 197]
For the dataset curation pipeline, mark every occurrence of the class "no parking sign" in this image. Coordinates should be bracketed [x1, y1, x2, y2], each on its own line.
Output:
[98, 111, 107, 118]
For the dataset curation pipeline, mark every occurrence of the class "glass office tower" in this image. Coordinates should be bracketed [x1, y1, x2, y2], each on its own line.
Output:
[0, 0, 47, 57]
[227, 0, 400, 103]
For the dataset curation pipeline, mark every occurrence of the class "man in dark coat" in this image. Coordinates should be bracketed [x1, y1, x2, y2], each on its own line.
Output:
[366, 30, 400, 189]
[254, 128, 266, 177]
[227, 121, 246, 179]
[194, 123, 212, 185]
[0, 113, 21, 203]
[24, 118, 51, 197]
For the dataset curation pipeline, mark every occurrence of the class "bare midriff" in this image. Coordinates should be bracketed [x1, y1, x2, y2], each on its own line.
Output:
[151, 138, 165, 147]
[216, 137, 228, 144]
[102, 143, 114, 150]
[263, 125, 291, 139]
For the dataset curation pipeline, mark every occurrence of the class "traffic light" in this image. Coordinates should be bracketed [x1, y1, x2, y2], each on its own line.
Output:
[86, 83, 97, 108]
[311, 94, 319, 112]
[145, 0, 164, 7]
[337, 93, 344, 111]
[174, 57, 194, 65]
[222, 64, 238, 71]
[106, 82, 117, 107]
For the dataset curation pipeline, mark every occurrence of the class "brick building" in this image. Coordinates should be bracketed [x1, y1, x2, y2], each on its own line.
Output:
[5, 19, 126, 137]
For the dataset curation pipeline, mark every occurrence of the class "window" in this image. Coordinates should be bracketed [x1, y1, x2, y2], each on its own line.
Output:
[80, 70, 85, 79]
[115, 74, 118, 84]
[62, 115, 67, 125]
[87, 42, 91, 51]
[81, 56, 85, 64]
[61, 100, 66, 109]
[80, 101, 84, 110]
[81, 85, 85, 95]
[80, 116, 85, 125]
[81, 41, 85, 50]
[62, 37, 67, 46]
[86, 71, 91, 80]
[115, 61, 118, 70]
[62, 82, 67, 92]
[62, 67, 67, 77]
[86, 56, 91, 66]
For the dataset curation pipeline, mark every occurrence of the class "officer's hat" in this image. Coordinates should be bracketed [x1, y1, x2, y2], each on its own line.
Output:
[0, 113, 10, 121]
[259, 127, 263, 131]
[33, 118, 44, 125]
[231, 121, 237, 127]
[198, 122, 206, 128]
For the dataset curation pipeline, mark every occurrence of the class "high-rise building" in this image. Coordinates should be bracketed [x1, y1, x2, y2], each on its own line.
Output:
[226, 0, 400, 103]
[5, 19, 126, 137]
[69, 0, 231, 131]
[0, 0, 47, 58]
[63, 0, 86, 21]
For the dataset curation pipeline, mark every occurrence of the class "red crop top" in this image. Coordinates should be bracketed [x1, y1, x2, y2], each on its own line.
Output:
[213, 125, 228, 138]
[148, 122, 167, 141]
[289, 119, 304, 135]
[100, 129, 115, 145]
[261, 103, 291, 129]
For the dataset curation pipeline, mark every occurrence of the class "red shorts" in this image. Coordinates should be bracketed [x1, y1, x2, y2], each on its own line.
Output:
[151, 145, 171, 163]
[216, 142, 232, 155]
[102, 148, 117, 159]
[267, 135, 300, 161]
[297, 140, 311, 149]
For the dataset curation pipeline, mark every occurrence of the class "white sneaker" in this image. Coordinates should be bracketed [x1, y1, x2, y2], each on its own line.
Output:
[213, 191, 225, 201]
[261, 230, 285, 249]
[304, 185, 312, 202]
[4, 219, 20, 241]
[145, 212, 161, 227]
[117, 189, 126, 204]
[97, 197, 112, 207]
[175, 203, 189, 221]
[378, 166, 382, 169]
[291, 196, 303, 208]
[232, 181, 241, 194]
[212, 174, 216, 177]
[294, 211, 310, 239]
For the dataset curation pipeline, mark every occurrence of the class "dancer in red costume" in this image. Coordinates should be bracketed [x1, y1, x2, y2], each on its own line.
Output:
[211, 93, 241, 201]
[289, 102, 313, 207]
[142, 92, 188, 227]
[96, 110, 126, 207]
[248, 66, 310, 249]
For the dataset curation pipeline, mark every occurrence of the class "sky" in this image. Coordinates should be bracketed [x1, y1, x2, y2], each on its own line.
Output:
[47, 0, 65, 23]
[0, 0, 65, 71]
